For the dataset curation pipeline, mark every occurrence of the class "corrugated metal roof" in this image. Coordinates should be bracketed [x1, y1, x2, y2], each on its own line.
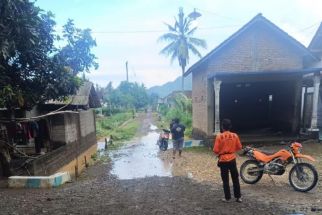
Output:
[46, 81, 101, 108]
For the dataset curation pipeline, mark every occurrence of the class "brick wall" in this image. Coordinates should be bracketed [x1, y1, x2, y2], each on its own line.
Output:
[192, 67, 208, 134]
[207, 24, 303, 74]
[191, 23, 305, 139]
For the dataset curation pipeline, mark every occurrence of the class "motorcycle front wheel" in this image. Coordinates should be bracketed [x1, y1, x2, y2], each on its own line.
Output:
[159, 140, 168, 151]
[289, 163, 318, 192]
[240, 160, 263, 184]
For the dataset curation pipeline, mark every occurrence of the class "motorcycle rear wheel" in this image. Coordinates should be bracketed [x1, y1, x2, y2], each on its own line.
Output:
[240, 160, 263, 184]
[289, 163, 318, 192]
[159, 140, 168, 151]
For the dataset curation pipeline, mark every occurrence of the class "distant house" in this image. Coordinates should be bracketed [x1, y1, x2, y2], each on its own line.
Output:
[156, 97, 166, 112]
[0, 81, 101, 177]
[185, 14, 322, 144]
[166, 90, 192, 108]
[157, 90, 192, 110]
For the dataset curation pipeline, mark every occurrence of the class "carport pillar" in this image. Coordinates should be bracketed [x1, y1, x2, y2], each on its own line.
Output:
[214, 79, 222, 134]
[309, 73, 320, 137]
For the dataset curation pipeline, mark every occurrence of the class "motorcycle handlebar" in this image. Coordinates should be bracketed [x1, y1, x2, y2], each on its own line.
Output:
[241, 146, 252, 155]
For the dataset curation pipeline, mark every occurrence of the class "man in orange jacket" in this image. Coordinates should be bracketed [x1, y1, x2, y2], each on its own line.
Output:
[213, 119, 242, 203]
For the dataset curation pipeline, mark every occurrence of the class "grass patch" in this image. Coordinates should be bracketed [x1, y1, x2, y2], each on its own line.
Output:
[96, 112, 133, 140]
[108, 119, 139, 149]
[153, 112, 170, 130]
[96, 112, 140, 149]
[184, 146, 212, 154]
[91, 150, 111, 163]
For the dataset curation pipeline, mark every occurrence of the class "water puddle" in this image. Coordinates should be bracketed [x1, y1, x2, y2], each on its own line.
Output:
[97, 141, 106, 152]
[98, 124, 172, 180]
[150, 124, 157, 130]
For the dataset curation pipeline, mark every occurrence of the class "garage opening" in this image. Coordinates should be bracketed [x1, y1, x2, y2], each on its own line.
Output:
[219, 81, 298, 134]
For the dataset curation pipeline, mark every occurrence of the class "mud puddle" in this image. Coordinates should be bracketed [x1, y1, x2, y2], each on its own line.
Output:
[98, 124, 172, 179]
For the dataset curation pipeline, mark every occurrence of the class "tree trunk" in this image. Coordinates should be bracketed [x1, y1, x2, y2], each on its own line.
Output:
[181, 65, 185, 92]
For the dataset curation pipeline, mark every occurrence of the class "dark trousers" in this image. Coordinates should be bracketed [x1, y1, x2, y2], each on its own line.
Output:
[219, 159, 241, 200]
[35, 136, 42, 154]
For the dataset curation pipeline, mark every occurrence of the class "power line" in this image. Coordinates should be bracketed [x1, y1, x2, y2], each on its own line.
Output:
[184, 3, 322, 34]
[297, 22, 320, 32]
[183, 2, 239, 21]
[90, 25, 241, 34]
[54, 15, 320, 36]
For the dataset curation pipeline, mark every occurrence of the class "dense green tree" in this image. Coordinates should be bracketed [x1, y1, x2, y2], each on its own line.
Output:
[149, 93, 159, 111]
[0, 0, 98, 111]
[58, 19, 98, 75]
[158, 7, 206, 91]
[162, 93, 192, 136]
[103, 81, 149, 110]
[102, 81, 114, 104]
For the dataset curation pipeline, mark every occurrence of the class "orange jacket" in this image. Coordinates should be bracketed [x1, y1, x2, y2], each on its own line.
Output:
[213, 131, 242, 162]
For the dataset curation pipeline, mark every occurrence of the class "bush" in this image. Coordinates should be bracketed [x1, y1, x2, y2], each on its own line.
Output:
[98, 106, 124, 116]
[158, 93, 192, 137]
[165, 109, 192, 137]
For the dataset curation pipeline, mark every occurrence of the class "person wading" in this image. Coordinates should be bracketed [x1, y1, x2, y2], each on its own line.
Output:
[170, 118, 185, 159]
[213, 119, 242, 203]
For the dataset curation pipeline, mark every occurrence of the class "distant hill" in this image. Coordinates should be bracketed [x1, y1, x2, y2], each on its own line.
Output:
[148, 74, 192, 98]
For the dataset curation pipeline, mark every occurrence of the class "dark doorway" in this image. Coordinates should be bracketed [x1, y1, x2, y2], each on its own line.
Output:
[220, 81, 297, 134]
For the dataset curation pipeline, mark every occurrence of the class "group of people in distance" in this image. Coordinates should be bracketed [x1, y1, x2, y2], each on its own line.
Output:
[169, 118, 242, 203]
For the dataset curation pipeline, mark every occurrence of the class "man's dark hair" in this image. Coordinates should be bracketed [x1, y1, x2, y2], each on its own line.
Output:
[221, 119, 232, 131]
[173, 118, 180, 124]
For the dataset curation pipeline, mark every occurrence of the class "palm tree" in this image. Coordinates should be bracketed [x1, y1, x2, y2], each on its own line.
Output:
[159, 7, 207, 91]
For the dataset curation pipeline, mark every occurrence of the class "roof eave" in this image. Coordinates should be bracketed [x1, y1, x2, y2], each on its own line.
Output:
[207, 68, 322, 79]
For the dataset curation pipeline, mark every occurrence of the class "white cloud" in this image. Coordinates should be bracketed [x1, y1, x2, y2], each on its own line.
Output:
[37, 0, 322, 89]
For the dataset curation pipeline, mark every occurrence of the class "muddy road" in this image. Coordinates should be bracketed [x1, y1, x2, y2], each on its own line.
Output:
[0, 112, 319, 214]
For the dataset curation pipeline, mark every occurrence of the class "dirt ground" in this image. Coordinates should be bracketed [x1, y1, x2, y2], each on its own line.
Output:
[0, 112, 321, 215]
[159, 142, 322, 215]
[0, 161, 287, 215]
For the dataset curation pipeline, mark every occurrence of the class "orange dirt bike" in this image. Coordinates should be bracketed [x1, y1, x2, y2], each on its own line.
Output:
[240, 142, 318, 192]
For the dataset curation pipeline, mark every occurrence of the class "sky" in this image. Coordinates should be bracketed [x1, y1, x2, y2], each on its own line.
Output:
[35, 0, 322, 88]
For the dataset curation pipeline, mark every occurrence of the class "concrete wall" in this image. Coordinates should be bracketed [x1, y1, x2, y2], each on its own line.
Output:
[80, 110, 95, 138]
[318, 92, 322, 127]
[307, 51, 322, 129]
[57, 143, 97, 177]
[191, 23, 306, 139]
[30, 109, 97, 176]
[65, 114, 78, 144]
[50, 114, 68, 147]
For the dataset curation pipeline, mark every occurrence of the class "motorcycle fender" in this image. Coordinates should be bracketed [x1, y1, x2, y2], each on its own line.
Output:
[295, 154, 315, 162]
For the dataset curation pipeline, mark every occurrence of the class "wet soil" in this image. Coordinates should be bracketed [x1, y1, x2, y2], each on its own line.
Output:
[0, 112, 319, 214]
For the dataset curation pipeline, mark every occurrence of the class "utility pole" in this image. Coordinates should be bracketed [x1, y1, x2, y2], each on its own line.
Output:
[125, 61, 129, 82]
